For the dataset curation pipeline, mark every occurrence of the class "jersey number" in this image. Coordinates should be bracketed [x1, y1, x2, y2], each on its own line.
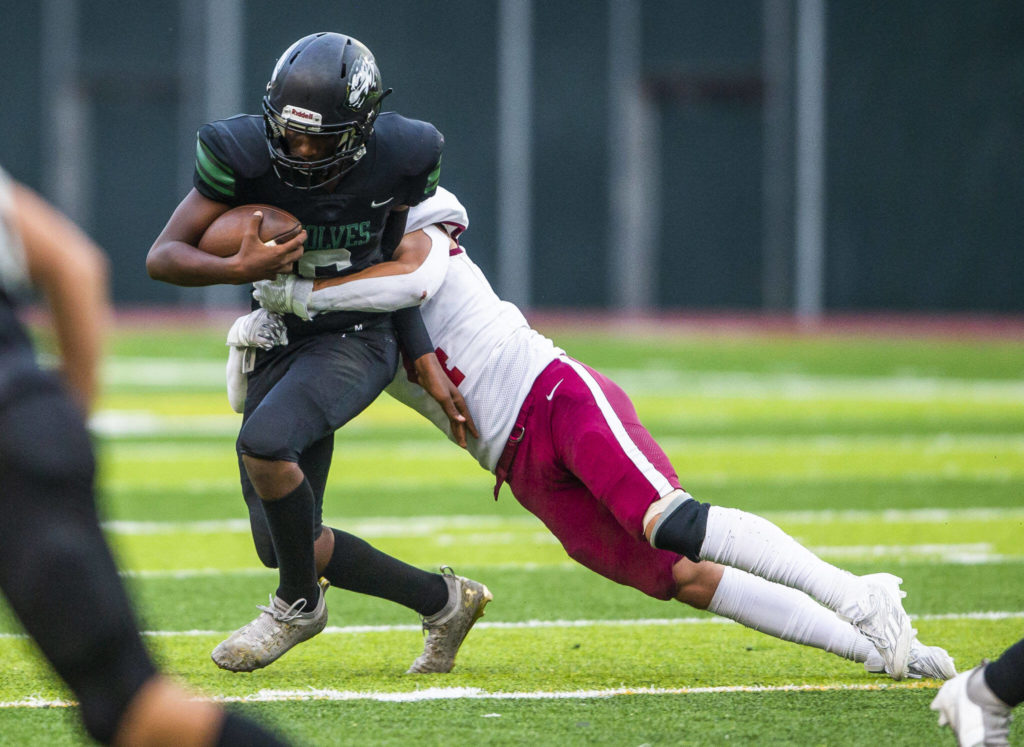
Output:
[435, 347, 465, 386]
[297, 248, 353, 277]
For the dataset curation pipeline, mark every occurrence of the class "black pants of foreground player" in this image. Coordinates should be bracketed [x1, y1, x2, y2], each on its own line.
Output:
[0, 378, 286, 745]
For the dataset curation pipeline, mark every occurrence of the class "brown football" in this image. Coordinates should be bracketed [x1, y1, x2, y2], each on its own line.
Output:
[197, 204, 303, 257]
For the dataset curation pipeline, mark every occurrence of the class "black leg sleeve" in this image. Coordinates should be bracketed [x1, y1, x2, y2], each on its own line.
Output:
[322, 528, 448, 616]
[0, 385, 157, 744]
[261, 478, 321, 607]
[985, 636, 1024, 707]
[649, 497, 711, 563]
[216, 710, 291, 746]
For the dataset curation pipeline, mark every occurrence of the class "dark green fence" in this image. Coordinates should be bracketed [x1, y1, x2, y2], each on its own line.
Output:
[1, 1, 1020, 311]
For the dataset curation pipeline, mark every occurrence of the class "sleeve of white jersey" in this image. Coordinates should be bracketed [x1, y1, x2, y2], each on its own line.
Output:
[306, 188, 469, 314]
[307, 224, 449, 313]
[405, 186, 469, 236]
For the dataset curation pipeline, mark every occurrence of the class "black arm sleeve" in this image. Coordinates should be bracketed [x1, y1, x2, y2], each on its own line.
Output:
[380, 208, 410, 259]
[392, 305, 434, 361]
[383, 209, 432, 357]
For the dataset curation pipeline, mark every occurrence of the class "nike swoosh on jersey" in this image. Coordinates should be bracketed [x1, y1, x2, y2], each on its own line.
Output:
[546, 378, 564, 401]
[371, 197, 394, 208]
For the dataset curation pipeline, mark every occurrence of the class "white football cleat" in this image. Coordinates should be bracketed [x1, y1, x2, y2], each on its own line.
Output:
[407, 567, 492, 674]
[838, 572, 914, 680]
[212, 580, 328, 672]
[931, 663, 1012, 746]
[865, 638, 956, 680]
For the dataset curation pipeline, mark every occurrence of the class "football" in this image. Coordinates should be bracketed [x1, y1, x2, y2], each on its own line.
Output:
[197, 204, 303, 257]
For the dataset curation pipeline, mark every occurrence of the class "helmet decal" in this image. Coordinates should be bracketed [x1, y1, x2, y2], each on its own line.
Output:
[346, 55, 379, 110]
[281, 104, 323, 130]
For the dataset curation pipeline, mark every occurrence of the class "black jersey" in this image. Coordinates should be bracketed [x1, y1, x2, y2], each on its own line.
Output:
[0, 171, 45, 403]
[193, 112, 442, 336]
[0, 285, 37, 405]
[0, 286, 29, 354]
[193, 112, 443, 281]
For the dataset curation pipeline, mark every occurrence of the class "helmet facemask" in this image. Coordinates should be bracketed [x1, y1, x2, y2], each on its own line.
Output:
[262, 99, 376, 190]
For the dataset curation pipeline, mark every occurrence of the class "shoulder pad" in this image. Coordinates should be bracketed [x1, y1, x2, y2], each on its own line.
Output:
[194, 115, 271, 201]
[373, 113, 444, 178]
[369, 113, 444, 207]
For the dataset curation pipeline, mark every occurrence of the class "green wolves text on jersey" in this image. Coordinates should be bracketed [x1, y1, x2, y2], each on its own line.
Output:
[295, 220, 371, 276]
[304, 222, 371, 251]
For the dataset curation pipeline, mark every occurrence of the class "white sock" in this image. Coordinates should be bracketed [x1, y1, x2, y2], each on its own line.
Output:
[699, 506, 862, 610]
[707, 566, 875, 662]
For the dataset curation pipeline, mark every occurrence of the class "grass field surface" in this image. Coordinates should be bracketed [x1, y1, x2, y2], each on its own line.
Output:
[1, 318, 1022, 745]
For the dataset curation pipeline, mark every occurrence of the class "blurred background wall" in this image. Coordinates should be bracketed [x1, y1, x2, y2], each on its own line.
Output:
[1, 0, 1021, 314]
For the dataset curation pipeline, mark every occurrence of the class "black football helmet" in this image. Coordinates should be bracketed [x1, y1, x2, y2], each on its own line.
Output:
[262, 32, 389, 189]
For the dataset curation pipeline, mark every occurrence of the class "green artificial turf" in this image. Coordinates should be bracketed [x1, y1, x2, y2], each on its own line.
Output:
[2, 322, 1021, 745]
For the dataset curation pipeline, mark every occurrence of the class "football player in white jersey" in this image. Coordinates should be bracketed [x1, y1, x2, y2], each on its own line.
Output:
[243, 187, 956, 682]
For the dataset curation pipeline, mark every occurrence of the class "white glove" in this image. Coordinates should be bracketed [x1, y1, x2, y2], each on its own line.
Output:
[224, 310, 288, 414]
[252, 274, 315, 320]
[226, 309, 288, 349]
[226, 346, 247, 413]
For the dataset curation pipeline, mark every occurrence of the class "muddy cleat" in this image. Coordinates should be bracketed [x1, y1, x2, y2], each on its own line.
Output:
[865, 638, 957, 680]
[407, 567, 492, 674]
[838, 572, 914, 680]
[931, 663, 1012, 746]
[212, 579, 328, 672]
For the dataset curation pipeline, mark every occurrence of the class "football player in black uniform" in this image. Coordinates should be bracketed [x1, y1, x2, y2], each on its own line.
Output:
[0, 169, 286, 744]
[148, 32, 488, 673]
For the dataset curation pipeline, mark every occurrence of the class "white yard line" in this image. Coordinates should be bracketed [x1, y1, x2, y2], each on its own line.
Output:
[604, 369, 1024, 403]
[2, 611, 1021, 642]
[0, 681, 953, 709]
[90, 411, 239, 437]
[102, 357, 1024, 400]
[209, 681, 943, 702]
[119, 561, 578, 579]
[102, 515, 542, 535]
[100, 507, 1024, 536]
[114, 551, 1021, 581]
[806, 543, 1018, 564]
[0, 613, 1018, 709]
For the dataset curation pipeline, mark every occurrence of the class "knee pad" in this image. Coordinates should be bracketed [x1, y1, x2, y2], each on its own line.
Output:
[236, 418, 281, 462]
[649, 495, 710, 562]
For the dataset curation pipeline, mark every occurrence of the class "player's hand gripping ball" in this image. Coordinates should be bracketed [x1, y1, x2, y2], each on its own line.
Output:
[198, 204, 303, 257]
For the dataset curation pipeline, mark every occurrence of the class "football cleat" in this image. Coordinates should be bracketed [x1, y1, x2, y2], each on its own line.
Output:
[838, 572, 914, 680]
[407, 567, 492, 674]
[865, 638, 957, 680]
[931, 663, 1013, 746]
[212, 579, 328, 672]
